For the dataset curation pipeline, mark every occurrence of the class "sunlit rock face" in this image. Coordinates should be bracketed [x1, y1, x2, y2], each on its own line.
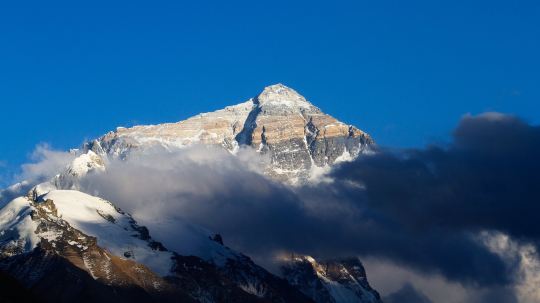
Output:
[87, 84, 373, 183]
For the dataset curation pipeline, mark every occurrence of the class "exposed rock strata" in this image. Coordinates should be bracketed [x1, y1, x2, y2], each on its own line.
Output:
[86, 84, 373, 182]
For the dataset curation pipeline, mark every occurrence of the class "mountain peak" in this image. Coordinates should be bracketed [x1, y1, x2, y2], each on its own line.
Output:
[255, 84, 314, 110]
[260, 83, 295, 94]
[86, 84, 374, 183]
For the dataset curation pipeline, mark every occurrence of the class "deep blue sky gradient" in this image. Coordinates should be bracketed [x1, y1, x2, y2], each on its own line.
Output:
[1, 0, 539, 184]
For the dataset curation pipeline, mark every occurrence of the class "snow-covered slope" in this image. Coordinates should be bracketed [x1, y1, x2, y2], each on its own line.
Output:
[0, 190, 172, 274]
[0, 197, 39, 257]
[41, 190, 173, 276]
[0, 193, 186, 302]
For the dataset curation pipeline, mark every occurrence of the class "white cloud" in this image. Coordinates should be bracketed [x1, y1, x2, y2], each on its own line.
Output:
[18, 143, 75, 182]
[481, 231, 540, 303]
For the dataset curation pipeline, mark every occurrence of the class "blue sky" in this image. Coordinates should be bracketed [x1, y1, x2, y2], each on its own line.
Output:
[1, 0, 539, 184]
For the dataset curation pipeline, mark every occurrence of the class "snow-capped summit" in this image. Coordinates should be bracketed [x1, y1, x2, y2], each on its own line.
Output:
[255, 83, 316, 111]
[86, 84, 374, 183]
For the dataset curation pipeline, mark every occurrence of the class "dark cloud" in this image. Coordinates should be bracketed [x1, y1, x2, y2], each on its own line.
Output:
[77, 113, 540, 295]
[469, 288, 519, 303]
[321, 113, 540, 286]
[332, 112, 540, 241]
[384, 283, 433, 303]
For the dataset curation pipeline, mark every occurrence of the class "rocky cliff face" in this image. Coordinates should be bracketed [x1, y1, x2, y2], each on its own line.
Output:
[85, 84, 373, 183]
[281, 255, 381, 303]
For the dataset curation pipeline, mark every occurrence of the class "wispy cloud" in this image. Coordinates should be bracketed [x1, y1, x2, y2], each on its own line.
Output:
[1, 144, 76, 203]
[19, 143, 75, 182]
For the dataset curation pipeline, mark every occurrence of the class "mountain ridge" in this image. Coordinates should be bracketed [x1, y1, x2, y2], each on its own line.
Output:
[0, 84, 381, 303]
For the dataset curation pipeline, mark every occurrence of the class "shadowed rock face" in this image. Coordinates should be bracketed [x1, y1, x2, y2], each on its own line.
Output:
[0, 248, 178, 303]
[281, 255, 382, 303]
[170, 254, 314, 303]
[0, 270, 40, 303]
[87, 84, 373, 183]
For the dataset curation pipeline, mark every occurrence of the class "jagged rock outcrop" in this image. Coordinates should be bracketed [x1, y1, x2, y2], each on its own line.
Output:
[85, 84, 373, 183]
[281, 255, 382, 303]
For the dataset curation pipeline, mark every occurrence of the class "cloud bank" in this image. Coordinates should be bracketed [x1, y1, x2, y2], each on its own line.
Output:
[67, 113, 540, 302]
[384, 283, 433, 303]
